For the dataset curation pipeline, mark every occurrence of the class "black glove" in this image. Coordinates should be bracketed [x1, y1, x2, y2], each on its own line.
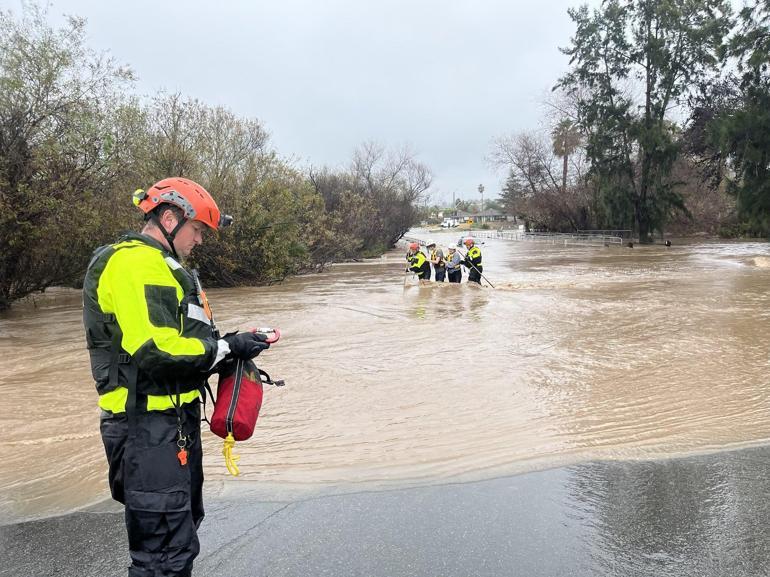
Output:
[223, 331, 270, 360]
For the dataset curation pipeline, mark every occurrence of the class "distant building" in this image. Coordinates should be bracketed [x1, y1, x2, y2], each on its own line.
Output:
[451, 208, 508, 223]
[475, 209, 507, 223]
[432, 208, 500, 225]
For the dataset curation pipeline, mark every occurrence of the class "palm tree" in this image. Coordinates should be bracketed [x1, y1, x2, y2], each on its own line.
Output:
[551, 119, 582, 193]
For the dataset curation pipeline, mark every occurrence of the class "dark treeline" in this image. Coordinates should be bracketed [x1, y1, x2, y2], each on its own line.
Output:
[491, 0, 770, 243]
[0, 6, 431, 310]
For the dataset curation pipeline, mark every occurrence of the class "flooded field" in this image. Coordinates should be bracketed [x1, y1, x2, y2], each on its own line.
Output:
[1, 232, 769, 522]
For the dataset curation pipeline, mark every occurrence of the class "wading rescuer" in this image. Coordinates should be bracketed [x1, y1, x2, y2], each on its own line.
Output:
[82, 177, 270, 577]
[462, 237, 483, 284]
[406, 242, 431, 281]
[426, 240, 446, 282]
[445, 245, 462, 283]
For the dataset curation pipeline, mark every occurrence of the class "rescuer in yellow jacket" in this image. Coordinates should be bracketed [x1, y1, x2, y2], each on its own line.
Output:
[462, 237, 483, 284]
[406, 242, 432, 280]
[83, 177, 269, 577]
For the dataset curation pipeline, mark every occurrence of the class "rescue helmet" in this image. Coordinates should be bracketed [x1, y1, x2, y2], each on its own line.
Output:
[133, 177, 232, 230]
[464, 237, 475, 246]
[447, 244, 456, 251]
[409, 242, 419, 251]
[426, 239, 436, 247]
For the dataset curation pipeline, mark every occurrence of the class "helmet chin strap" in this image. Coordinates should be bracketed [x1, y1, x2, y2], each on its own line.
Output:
[150, 212, 187, 260]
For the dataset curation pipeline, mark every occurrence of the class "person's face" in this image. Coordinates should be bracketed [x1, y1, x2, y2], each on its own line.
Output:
[172, 219, 207, 258]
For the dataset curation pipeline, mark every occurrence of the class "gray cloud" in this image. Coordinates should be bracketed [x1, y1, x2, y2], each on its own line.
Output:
[5, 0, 588, 203]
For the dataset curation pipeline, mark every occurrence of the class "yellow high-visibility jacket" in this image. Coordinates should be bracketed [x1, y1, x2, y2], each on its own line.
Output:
[83, 233, 218, 413]
[464, 246, 482, 270]
[408, 251, 431, 279]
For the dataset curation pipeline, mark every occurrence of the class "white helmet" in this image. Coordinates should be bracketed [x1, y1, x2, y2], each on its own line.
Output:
[426, 239, 436, 247]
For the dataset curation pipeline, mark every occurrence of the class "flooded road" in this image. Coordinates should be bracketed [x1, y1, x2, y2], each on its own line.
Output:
[1, 232, 769, 523]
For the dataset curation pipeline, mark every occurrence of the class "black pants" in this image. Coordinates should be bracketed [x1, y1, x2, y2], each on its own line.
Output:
[468, 267, 482, 284]
[434, 268, 446, 282]
[101, 403, 204, 577]
[447, 269, 462, 283]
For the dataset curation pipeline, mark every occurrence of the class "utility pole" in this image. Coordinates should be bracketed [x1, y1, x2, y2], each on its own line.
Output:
[452, 191, 456, 216]
[478, 184, 485, 222]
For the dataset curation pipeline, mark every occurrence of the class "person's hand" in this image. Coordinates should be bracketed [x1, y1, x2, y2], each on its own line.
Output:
[223, 331, 270, 360]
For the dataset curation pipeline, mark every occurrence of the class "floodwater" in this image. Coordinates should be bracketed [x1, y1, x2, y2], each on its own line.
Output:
[1, 231, 769, 523]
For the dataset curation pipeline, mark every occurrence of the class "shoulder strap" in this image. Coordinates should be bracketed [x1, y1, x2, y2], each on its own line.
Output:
[199, 380, 216, 425]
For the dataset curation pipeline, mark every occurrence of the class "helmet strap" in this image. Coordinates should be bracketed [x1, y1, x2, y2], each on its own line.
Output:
[149, 211, 187, 260]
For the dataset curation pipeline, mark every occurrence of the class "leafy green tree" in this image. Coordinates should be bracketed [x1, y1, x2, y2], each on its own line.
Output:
[0, 5, 433, 309]
[193, 168, 310, 285]
[0, 4, 134, 309]
[711, 0, 770, 234]
[499, 170, 529, 218]
[483, 198, 503, 212]
[558, 0, 732, 242]
[308, 167, 377, 258]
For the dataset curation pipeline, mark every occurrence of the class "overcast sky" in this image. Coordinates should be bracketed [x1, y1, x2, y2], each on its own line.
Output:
[3, 0, 595, 204]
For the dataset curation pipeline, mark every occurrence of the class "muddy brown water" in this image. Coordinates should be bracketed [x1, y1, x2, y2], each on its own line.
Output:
[1, 232, 769, 523]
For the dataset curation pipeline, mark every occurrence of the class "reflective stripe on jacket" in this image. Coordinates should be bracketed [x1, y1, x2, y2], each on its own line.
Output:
[465, 246, 482, 268]
[408, 251, 431, 279]
[83, 233, 218, 413]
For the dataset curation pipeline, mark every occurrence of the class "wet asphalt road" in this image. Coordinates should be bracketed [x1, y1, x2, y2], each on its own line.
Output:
[3, 446, 770, 577]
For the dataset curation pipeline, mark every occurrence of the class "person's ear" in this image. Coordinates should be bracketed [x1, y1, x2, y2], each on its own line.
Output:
[159, 208, 177, 231]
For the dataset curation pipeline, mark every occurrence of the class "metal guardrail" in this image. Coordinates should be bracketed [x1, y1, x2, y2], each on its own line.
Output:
[470, 230, 623, 246]
[401, 230, 624, 248]
[578, 229, 633, 239]
[400, 235, 426, 246]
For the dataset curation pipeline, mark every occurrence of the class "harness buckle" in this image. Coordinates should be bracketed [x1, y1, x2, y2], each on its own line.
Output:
[118, 353, 130, 364]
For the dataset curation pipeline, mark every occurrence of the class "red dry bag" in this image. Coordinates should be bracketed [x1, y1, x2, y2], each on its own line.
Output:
[210, 358, 263, 441]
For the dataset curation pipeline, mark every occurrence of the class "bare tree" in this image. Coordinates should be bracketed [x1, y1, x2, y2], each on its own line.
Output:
[350, 142, 432, 246]
[490, 130, 591, 231]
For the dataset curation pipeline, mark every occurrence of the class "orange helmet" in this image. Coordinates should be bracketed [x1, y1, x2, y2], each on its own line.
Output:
[133, 177, 232, 230]
[409, 242, 419, 251]
[464, 237, 475, 246]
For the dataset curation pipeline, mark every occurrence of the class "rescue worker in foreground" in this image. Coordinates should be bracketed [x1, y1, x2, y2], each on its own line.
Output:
[426, 240, 446, 282]
[462, 237, 483, 284]
[406, 242, 431, 281]
[83, 177, 269, 577]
